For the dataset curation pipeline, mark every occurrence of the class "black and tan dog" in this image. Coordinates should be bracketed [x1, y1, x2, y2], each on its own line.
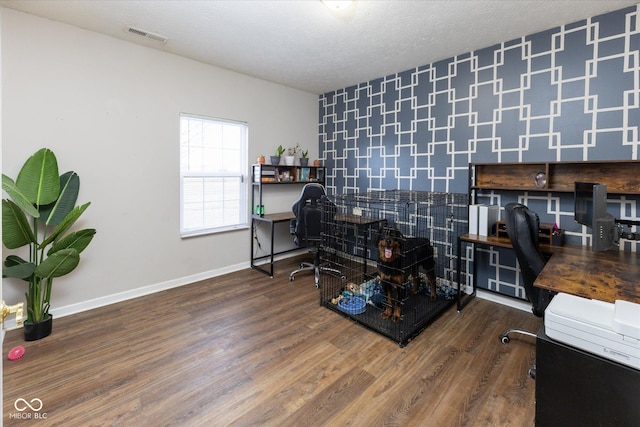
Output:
[376, 226, 437, 322]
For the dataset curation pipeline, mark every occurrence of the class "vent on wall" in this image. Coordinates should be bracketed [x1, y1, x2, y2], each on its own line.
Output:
[124, 26, 168, 44]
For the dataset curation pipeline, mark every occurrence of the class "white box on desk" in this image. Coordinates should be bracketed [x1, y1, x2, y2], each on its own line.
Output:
[478, 204, 499, 236]
[468, 204, 482, 235]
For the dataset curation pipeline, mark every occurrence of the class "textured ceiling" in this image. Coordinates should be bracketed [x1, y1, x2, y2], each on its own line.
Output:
[2, 0, 638, 94]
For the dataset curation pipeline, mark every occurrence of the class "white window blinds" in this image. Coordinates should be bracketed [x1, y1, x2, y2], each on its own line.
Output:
[180, 114, 248, 236]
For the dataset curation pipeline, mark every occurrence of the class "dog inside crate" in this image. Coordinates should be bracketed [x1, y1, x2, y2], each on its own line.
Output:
[327, 224, 453, 318]
[375, 224, 437, 322]
[320, 190, 466, 345]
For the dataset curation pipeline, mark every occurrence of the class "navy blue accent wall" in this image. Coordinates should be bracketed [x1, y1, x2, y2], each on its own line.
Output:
[319, 5, 640, 300]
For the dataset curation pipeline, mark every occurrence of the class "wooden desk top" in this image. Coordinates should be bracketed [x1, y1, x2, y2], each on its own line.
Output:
[252, 212, 295, 223]
[461, 233, 640, 304]
[461, 233, 556, 252]
[535, 245, 640, 304]
[335, 213, 384, 225]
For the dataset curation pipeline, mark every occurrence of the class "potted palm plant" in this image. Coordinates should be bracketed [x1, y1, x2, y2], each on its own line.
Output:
[2, 148, 96, 341]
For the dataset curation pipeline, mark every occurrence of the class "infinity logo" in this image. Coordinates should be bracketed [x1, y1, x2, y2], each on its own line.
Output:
[14, 398, 43, 412]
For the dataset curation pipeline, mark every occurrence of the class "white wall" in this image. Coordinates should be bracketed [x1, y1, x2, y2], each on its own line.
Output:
[1, 9, 318, 318]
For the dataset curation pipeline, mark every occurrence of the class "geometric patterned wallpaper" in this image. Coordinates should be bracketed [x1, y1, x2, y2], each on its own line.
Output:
[318, 5, 640, 299]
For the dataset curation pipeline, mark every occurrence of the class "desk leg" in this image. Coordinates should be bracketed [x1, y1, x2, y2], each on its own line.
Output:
[457, 239, 476, 311]
[269, 220, 275, 277]
[457, 237, 464, 311]
[472, 243, 477, 294]
[250, 219, 276, 278]
[250, 220, 255, 269]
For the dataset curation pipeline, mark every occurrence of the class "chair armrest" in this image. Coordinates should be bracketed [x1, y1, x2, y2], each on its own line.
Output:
[290, 219, 297, 235]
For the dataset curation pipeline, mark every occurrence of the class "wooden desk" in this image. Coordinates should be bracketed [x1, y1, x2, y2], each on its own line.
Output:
[455, 234, 555, 311]
[250, 212, 296, 277]
[458, 233, 640, 306]
[535, 247, 640, 426]
[460, 233, 555, 252]
[334, 213, 385, 227]
[535, 245, 640, 304]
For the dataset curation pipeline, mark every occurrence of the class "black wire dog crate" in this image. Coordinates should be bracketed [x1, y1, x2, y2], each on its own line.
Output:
[319, 190, 468, 346]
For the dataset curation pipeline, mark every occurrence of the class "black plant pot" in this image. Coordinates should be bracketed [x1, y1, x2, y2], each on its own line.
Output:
[24, 314, 53, 341]
[270, 156, 281, 165]
[299, 157, 309, 166]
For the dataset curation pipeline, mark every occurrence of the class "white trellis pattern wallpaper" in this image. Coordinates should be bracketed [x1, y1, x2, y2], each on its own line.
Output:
[318, 5, 640, 299]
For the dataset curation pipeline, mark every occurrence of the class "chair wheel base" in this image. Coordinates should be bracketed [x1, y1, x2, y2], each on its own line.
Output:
[498, 328, 536, 344]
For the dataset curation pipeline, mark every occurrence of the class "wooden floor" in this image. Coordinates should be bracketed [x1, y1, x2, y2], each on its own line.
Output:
[3, 255, 541, 426]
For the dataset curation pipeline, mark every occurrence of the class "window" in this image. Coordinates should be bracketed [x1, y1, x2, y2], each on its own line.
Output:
[180, 114, 248, 236]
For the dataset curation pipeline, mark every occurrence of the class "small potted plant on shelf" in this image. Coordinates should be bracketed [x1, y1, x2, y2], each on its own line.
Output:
[285, 143, 300, 166]
[270, 145, 285, 165]
[2, 148, 96, 341]
[300, 149, 309, 166]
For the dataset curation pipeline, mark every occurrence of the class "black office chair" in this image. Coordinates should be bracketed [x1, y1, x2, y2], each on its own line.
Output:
[499, 203, 554, 377]
[289, 183, 339, 287]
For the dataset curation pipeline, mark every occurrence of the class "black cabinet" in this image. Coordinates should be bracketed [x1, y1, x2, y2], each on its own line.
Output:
[536, 327, 640, 426]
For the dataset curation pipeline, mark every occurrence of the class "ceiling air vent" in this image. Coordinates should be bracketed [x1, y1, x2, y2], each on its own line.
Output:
[124, 26, 168, 44]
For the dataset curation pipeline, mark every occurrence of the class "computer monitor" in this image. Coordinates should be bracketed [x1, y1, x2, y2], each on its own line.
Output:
[574, 182, 616, 251]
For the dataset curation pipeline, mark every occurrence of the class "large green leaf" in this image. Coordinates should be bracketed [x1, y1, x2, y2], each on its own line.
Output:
[48, 228, 96, 255]
[16, 148, 59, 207]
[4, 254, 28, 267]
[3, 255, 35, 279]
[39, 202, 91, 249]
[40, 171, 79, 226]
[2, 174, 40, 218]
[35, 248, 80, 279]
[2, 199, 36, 249]
[3, 256, 36, 280]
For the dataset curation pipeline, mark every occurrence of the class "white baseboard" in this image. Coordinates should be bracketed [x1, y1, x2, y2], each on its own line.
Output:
[3, 251, 308, 331]
[476, 289, 531, 313]
[49, 261, 249, 320]
[4, 262, 249, 331]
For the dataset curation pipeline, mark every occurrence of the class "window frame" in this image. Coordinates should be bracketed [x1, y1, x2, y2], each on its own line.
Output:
[179, 113, 249, 237]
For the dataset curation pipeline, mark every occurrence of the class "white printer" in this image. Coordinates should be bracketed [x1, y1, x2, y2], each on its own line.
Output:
[544, 292, 640, 370]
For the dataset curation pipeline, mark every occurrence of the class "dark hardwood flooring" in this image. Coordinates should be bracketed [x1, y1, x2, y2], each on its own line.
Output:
[3, 255, 540, 426]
